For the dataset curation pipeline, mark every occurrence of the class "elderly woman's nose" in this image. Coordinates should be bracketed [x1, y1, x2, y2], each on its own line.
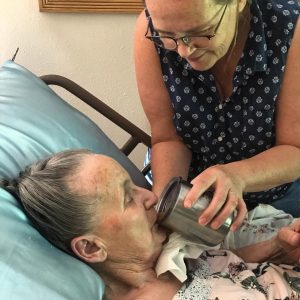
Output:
[143, 190, 158, 209]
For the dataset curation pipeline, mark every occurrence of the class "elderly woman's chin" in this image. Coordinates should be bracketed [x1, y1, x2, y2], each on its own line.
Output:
[152, 224, 168, 251]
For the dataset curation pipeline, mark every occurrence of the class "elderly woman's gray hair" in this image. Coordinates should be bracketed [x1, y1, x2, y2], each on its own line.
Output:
[0, 149, 98, 255]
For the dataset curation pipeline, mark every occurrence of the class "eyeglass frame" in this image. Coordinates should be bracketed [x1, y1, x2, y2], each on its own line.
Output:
[144, 0, 230, 50]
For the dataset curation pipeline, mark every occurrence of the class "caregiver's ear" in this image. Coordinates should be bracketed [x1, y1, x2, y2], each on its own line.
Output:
[237, 0, 248, 13]
[71, 235, 107, 263]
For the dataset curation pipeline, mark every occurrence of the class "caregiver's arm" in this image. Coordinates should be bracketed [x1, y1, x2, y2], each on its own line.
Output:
[229, 17, 300, 193]
[134, 11, 192, 197]
[183, 18, 300, 230]
[234, 219, 300, 264]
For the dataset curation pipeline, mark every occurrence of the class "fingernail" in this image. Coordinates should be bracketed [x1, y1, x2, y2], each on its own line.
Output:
[211, 221, 220, 229]
[184, 201, 192, 208]
[230, 225, 237, 232]
[199, 217, 207, 225]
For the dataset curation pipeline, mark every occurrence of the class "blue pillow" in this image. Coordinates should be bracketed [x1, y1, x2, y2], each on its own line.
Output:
[0, 188, 104, 300]
[0, 60, 149, 187]
[0, 60, 147, 299]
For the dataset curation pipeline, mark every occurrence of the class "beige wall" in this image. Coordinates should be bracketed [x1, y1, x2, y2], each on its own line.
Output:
[0, 0, 149, 168]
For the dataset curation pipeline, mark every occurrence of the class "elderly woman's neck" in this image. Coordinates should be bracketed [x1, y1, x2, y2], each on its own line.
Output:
[93, 260, 159, 299]
[103, 271, 180, 300]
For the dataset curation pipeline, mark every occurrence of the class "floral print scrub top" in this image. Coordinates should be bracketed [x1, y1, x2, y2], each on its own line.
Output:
[145, 0, 300, 206]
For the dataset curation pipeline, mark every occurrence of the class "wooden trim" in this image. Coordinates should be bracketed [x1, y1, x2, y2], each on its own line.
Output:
[38, 0, 144, 13]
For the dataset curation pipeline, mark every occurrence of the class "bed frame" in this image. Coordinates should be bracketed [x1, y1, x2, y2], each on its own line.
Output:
[40, 74, 151, 175]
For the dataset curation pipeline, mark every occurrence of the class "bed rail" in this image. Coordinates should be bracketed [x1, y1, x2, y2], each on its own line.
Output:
[40, 74, 151, 174]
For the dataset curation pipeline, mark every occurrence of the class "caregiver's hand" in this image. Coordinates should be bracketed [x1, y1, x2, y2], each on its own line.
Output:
[183, 164, 248, 231]
[272, 218, 300, 264]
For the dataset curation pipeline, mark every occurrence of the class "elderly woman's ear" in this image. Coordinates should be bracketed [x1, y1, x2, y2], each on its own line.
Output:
[71, 235, 107, 263]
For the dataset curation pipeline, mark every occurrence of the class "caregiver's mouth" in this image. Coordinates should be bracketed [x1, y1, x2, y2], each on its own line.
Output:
[188, 56, 201, 62]
[187, 52, 206, 63]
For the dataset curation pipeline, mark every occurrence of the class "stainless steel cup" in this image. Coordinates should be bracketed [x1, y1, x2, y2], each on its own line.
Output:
[156, 177, 233, 246]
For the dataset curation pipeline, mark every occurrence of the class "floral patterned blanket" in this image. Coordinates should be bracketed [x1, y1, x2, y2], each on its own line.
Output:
[169, 205, 299, 299]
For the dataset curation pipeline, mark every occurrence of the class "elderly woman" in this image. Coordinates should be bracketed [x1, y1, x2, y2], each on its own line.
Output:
[134, 0, 300, 230]
[1, 149, 300, 299]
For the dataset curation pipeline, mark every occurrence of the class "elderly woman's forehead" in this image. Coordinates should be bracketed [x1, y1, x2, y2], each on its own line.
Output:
[91, 154, 125, 175]
[75, 154, 127, 183]
[70, 154, 128, 195]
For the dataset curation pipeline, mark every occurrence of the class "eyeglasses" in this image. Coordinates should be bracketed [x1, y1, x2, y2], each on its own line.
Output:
[145, 0, 229, 51]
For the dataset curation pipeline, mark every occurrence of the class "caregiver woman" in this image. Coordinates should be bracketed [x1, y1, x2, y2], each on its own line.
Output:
[134, 0, 300, 230]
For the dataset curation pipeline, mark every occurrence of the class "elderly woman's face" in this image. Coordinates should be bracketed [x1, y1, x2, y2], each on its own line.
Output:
[146, 0, 239, 70]
[77, 154, 167, 265]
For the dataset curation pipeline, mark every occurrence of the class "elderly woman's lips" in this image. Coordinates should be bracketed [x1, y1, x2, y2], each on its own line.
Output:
[152, 218, 159, 229]
[158, 225, 170, 245]
[151, 210, 159, 227]
[162, 234, 169, 245]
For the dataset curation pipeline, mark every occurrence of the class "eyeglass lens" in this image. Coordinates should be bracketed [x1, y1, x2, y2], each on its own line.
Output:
[157, 36, 211, 50]
[147, 0, 229, 50]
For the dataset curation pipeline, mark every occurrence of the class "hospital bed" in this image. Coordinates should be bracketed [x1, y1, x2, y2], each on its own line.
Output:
[0, 60, 151, 299]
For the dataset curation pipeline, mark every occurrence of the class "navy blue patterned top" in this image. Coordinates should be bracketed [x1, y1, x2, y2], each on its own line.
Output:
[146, 0, 300, 205]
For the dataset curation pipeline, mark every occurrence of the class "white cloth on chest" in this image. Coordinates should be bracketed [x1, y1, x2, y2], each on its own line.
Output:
[155, 232, 220, 282]
[155, 204, 293, 283]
